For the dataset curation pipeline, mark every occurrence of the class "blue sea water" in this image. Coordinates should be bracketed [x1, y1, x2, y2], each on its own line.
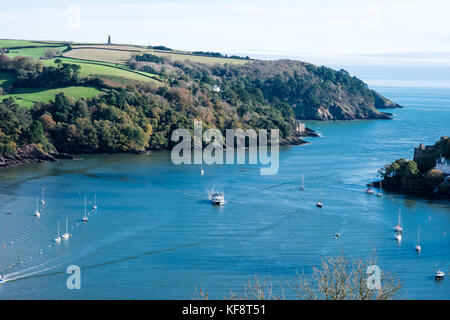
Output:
[0, 81, 449, 299]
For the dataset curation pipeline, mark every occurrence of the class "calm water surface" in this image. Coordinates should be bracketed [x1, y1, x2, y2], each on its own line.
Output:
[0, 85, 449, 299]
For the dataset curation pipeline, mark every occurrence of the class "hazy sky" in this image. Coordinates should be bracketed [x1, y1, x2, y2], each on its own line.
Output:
[2, 0, 450, 60]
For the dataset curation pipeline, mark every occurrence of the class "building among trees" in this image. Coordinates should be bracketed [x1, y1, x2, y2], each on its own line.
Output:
[435, 154, 450, 175]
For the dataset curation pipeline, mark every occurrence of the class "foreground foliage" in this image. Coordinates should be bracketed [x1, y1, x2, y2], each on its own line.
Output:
[193, 254, 402, 300]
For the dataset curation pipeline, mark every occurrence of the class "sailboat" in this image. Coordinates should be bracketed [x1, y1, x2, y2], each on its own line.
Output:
[62, 218, 70, 240]
[415, 225, 421, 252]
[394, 208, 403, 232]
[376, 181, 383, 197]
[366, 181, 375, 194]
[92, 191, 97, 211]
[200, 164, 204, 176]
[316, 189, 323, 208]
[41, 187, 46, 205]
[54, 221, 61, 243]
[34, 197, 40, 217]
[300, 173, 305, 191]
[82, 197, 88, 222]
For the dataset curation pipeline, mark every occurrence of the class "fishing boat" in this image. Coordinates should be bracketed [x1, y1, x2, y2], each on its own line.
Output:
[62, 218, 70, 240]
[300, 173, 305, 191]
[394, 208, 403, 232]
[415, 225, 421, 252]
[316, 189, 323, 208]
[211, 192, 225, 205]
[435, 270, 445, 280]
[41, 187, 46, 205]
[82, 197, 88, 222]
[34, 197, 40, 218]
[54, 221, 61, 243]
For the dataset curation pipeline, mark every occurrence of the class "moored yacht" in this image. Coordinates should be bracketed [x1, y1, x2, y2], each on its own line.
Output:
[54, 221, 61, 243]
[376, 181, 383, 197]
[316, 189, 323, 208]
[92, 192, 97, 211]
[34, 197, 40, 218]
[211, 192, 225, 205]
[394, 208, 403, 232]
[82, 197, 88, 222]
[415, 225, 421, 252]
[41, 187, 46, 205]
[62, 218, 70, 240]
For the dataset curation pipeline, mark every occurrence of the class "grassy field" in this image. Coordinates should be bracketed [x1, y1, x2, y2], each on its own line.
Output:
[63, 48, 137, 64]
[148, 50, 249, 65]
[72, 44, 143, 51]
[5, 46, 68, 59]
[0, 72, 15, 88]
[1, 86, 103, 108]
[41, 58, 159, 82]
[0, 39, 64, 48]
[66, 44, 248, 65]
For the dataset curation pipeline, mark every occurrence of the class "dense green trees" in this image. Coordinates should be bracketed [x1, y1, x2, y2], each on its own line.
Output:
[0, 98, 50, 154]
[379, 137, 450, 194]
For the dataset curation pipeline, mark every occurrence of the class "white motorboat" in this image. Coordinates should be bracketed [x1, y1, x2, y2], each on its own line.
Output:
[211, 192, 225, 205]
[395, 232, 402, 242]
[435, 270, 445, 280]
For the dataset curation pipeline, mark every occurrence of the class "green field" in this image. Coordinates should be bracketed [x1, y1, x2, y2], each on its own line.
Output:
[148, 50, 249, 65]
[0, 39, 64, 48]
[41, 58, 159, 82]
[5, 46, 68, 59]
[1, 86, 103, 108]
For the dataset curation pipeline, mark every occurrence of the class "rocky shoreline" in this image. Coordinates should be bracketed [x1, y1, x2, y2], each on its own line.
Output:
[371, 180, 450, 200]
[279, 127, 319, 146]
[0, 144, 72, 169]
[0, 127, 319, 169]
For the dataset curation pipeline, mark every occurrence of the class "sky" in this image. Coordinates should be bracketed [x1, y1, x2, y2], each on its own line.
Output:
[2, 0, 450, 65]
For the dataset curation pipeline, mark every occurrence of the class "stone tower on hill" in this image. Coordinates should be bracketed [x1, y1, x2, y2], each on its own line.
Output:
[107, 35, 111, 45]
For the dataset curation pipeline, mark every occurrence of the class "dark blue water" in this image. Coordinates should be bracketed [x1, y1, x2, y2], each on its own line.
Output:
[0, 86, 448, 299]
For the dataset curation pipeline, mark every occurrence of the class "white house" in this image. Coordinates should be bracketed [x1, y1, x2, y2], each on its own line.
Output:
[435, 154, 450, 175]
